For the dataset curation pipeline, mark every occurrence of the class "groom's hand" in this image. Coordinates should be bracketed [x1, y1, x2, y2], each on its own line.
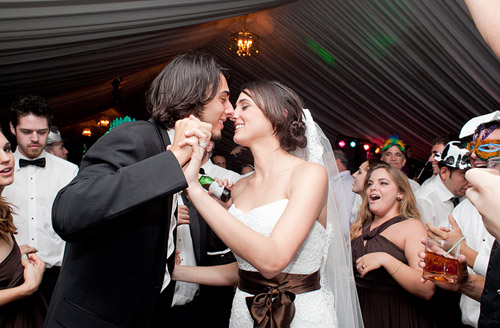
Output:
[170, 116, 212, 166]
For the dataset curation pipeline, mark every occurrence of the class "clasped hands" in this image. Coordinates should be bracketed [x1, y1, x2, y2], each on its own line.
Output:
[166, 115, 211, 186]
[168, 115, 212, 167]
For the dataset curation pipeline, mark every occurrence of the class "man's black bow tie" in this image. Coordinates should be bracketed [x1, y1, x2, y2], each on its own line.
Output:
[19, 158, 46, 168]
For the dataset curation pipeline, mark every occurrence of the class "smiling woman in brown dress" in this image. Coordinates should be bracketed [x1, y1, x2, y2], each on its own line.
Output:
[351, 163, 438, 328]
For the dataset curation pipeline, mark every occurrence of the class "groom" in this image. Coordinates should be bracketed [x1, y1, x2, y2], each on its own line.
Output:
[44, 52, 234, 328]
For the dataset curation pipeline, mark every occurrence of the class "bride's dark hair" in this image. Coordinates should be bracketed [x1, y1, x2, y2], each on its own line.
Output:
[241, 81, 307, 152]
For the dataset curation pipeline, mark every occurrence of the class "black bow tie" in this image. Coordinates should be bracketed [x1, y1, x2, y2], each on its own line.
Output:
[450, 197, 460, 208]
[19, 158, 46, 168]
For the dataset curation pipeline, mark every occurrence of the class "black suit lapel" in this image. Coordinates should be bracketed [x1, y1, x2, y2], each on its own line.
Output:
[148, 119, 170, 148]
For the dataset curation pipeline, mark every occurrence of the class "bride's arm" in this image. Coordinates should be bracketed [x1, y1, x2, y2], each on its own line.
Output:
[183, 145, 328, 279]
[189, 166, 328, 279]
[173, 262, 239, 286]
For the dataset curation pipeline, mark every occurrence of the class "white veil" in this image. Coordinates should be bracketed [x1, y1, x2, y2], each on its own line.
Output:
[293, 109, 364, 328]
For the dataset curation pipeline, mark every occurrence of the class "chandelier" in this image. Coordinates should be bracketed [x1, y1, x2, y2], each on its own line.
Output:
[229, 30, 259, 57]
[82, 128, 92, 137]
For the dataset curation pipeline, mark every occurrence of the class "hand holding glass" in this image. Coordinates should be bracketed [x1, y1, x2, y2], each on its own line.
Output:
[487, 156, 500, 171]
[422, 238, 460, 283]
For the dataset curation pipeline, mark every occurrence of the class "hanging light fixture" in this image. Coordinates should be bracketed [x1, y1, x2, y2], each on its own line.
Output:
[82, 128, 92, 137]
[97, 117, 110, 127]
[229, 16, 259, 57]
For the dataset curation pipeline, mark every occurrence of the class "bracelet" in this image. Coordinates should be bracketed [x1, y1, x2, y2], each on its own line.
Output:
[390, 261, 403, 275]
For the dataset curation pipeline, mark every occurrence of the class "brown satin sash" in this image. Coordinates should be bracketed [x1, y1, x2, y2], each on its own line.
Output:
[238, 269, 321, 328]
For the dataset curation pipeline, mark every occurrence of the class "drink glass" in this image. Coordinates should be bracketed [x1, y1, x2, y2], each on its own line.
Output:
[487, 156, 500, 172]
[422, 238, 460, 283]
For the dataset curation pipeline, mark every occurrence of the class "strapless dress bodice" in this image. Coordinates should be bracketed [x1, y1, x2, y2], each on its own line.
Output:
[228, 199, 326, 275]
[227, 199, 336, 327]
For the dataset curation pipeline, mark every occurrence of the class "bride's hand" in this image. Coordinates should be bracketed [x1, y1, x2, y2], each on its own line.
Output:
[208, 178, 234, 209]
[170, 116, 212, 166]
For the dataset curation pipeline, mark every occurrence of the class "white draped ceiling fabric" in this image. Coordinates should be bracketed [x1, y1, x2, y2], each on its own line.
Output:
[1, 0, 500, 159]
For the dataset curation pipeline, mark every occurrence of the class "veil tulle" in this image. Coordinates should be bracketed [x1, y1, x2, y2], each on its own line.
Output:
[293, 109, 364, 328]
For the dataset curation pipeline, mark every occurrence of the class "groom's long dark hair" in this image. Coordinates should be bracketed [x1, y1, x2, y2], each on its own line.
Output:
[146, 51, 230, 129]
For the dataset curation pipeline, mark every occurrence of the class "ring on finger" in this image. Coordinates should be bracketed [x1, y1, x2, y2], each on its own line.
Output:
[361, 265, 365, 270]
[199, 141, 208, 148]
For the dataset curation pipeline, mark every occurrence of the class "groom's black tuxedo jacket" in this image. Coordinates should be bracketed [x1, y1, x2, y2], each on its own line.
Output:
[44, 121, 187, 328]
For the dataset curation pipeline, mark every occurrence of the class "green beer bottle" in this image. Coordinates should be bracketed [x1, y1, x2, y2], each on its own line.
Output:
[198, 174, 231, 202]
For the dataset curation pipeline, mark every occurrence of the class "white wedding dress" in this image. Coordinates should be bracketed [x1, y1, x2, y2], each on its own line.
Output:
[228, 199, 337, 328]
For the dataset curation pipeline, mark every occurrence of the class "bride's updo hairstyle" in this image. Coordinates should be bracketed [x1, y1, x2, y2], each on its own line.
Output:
[241, 81, 307, 152]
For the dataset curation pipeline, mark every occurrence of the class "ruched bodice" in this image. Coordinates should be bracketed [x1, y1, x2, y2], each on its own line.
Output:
[351, 216, 438, 328]
[227, 199, 336, 327]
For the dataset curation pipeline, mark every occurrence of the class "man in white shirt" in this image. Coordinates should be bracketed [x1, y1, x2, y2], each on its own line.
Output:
[426, 115, 500, 327]
[416, 141, 474, 326]
[380, 134, 420, 193]
[420, 133, 457, 187]
[416, 141, 471, 228]
[3, 95, 78, 304]
[45, 126, 69, 160]
[212, 153, 228, 168]
[332, 149, 356, 236]
[170, 141, 241, 327]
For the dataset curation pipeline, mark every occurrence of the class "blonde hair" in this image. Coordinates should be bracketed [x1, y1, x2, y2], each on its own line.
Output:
[350, 163, 420, 240]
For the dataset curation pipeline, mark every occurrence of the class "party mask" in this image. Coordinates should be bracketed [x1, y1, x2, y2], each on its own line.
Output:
[465, 139, 500, 161]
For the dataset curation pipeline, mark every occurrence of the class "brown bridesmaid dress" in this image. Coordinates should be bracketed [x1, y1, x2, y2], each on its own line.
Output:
[351, 216, 438, 328]
[0, 236, 47, 328]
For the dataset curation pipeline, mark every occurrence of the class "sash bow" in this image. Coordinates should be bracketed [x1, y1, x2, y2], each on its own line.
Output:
[238, 269, 320, 328]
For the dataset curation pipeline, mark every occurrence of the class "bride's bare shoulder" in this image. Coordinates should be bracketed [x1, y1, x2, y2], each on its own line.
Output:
[294, 159, 327, 178]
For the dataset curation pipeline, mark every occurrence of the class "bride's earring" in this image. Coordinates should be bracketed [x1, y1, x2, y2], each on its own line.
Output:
[396, 195, 402, 201]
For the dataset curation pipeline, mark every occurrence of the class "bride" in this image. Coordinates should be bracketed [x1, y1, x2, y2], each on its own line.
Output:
[174, 80, 363, 327]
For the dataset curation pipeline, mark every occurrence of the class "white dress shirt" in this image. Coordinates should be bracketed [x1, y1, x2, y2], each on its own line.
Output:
[168, 129, 242, 305]
[332, 170, 356, 236]
[415, 174, 459, 228]
[199, 159, 243, 259]
[161, 189, 178, 293]
[452, 199, 495, 327]
[171, 194, 198, 305]
[202, 159, 242, 185]
[3, 150, 78, 268]
[420, 174, 437, 188]
[350, 194, 362, 225]
[408, 177, 420, 194]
